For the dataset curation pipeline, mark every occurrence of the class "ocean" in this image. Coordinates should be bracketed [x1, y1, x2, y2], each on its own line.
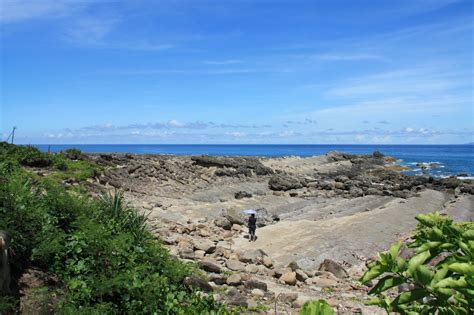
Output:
[33, 144, 473, 179]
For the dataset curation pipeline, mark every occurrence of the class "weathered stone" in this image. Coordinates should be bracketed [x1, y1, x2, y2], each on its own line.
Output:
[288, 261, 300, 271]
[269, 174, 304, 191]
[225, 287, 248, 307]
[279, 292, 298, 303]
[199, 259, 221, 273]
[226, 259, 246, 271]
[193, 239, 216, 253]
[312, 277, 338, 288]
[274, 267, 292, 278]
[239, 249, 266, 263]
[183, 276, 213, 292]
[295, 269, 308, 282]
[226, 274, 242, 286]
[194, 250, 206, 259]
[280, 272, 297, 285]
[318, 259, 348, 279]
[208, 273, 227, 285]
[245, 264, 259, 273]
[214, 217, 232, 230]
[251, 288, 265, 298]
[244, 280, 267, 291]
[235, 191, 252, 199]
[179, 248, 195, 260]
[262, 256, 273, 268]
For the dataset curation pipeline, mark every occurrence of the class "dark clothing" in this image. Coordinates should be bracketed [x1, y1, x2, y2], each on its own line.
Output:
[249, 225, 256, 235]
[248, 216, 256, 228]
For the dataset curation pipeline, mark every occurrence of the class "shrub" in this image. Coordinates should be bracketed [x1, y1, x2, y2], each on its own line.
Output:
[360, 213, 474, 314]
[300, 300, 335, 315]
[18, 145, 53, 167]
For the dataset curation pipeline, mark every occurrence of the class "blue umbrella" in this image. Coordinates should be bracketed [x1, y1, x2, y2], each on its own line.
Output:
[242, 209, 257, 214]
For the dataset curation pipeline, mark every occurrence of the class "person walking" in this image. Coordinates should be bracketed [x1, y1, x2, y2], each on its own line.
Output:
[248, 213, 257, 242]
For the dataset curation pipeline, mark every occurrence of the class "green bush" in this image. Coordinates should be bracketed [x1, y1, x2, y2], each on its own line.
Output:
[0, 143, 229, 314]
[360, 213, 474, 314]
[300, 300, 335, 315]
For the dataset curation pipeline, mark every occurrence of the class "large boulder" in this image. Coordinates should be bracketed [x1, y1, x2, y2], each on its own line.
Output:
[214, 217, 232, 230]
[244, 280, 267, 291]
[269, 174, 304, 191]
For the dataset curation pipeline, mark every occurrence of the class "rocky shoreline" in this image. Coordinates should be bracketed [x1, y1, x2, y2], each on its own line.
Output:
[59, 150, 473, 313]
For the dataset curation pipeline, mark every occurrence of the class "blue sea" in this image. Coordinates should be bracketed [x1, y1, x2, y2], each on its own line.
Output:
[34, 144, 473, 179]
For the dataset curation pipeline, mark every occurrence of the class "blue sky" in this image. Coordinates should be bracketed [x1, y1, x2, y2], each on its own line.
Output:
[1, 0, 472, 144]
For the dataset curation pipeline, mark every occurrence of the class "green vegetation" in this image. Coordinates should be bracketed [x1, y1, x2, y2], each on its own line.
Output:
[0, 143, 227, 314]
[299, 300, 335, 315]
[361, 212, 474, 314]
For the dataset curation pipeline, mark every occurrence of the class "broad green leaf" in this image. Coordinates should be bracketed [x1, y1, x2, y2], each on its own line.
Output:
[433, 277, 467, 289]
[360, 264, 386, 284]
[368, 276, 404, 295]
[300, 300, 335, 315]
[393, 288, 428, 305]
[365, 297, 382, 306]
[412, 265, 433, 285]
[408, 250, 431, 275]
[389, 241, 403, 259]
[416, 214, 436, 227]
[397, 257, 407, 270]
[447, 263, 474, 276]
[432, 266, 449, 284]
[417, 241, 442, 253]
[462, 229, 474, 241]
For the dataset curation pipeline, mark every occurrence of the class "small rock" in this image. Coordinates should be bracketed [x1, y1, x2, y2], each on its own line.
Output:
[312, 277, 338, 288]
[274, 267, 292, 278]
[179, 248, 195, 260]
[225, 287, 248, 307]
[319, 259, 348, 279]
[226, 259, 246, 271]
[262, 256, 273, 268]
[280, 272, 297, 286]
[214, 217, 232, 230]
[199, 259, 222, 273]
[194, 250, 206, 259]
[251, 288, 265, 298]
[245, 280, 267, 291]
[245, 264, 259, 273]
[288, 261, 300, 271]
[235, 191, 253, 199]
[226, 274, 242, 286]
[295, 269, 308, 282]
[193, 239, 216, 254]
[279, 292, 298, 303]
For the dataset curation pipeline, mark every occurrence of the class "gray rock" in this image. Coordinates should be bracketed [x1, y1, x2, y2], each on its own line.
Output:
[280, 271, 297, 285]
[319, 259, 348, 279]
[239, 249, 266, 263]
[214, 217, 232, 230]
[226, 259, 246, 271]
[295, 269, 308, 282]
[199, 259, 222, 273]
[193, 239, 216, 253]
[226, 274, 242, 286]
[269, 174, 305, 191]
[279, 292, 298, 303]
[235, 191, 252, 199]
[225, 287, 248, 307]
[244, 280, 268, 291]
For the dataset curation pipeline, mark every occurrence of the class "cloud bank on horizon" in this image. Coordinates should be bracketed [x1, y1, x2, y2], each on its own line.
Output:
[0, 0, 472, 144]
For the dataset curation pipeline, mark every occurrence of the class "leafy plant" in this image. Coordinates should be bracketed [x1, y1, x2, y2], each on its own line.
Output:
[300, 300, 335, 315]
[360, 212, 474, 314]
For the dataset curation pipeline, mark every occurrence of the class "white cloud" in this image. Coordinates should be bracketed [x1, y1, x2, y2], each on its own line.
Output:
[314, 53, 383, 61]
[0, 0, 85, 23]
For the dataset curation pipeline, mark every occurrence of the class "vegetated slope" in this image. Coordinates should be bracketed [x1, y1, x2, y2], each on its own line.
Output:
[0, 142, 227, 314]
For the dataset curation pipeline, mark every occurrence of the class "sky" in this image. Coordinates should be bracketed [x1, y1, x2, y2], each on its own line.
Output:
[0, 0, 473, 144]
